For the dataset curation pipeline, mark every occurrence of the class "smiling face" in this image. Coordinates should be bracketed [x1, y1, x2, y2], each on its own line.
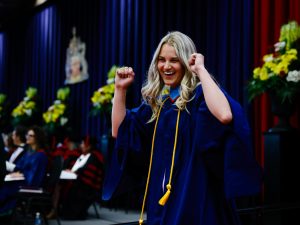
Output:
[157, 43, 185, 88]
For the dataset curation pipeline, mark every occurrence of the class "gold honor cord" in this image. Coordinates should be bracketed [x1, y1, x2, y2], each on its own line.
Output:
[158, 108, 180, 206]
[139, 97, 181, 225]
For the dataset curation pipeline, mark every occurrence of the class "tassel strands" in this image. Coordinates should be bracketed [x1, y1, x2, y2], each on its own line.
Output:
[158, 184, 171, 205]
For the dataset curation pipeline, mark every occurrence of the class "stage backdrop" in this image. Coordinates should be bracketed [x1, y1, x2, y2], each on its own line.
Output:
[0, 0, 253, 148]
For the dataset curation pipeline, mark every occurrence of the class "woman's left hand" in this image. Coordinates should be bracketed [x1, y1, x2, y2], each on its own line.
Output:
[188, 53, 206, 77]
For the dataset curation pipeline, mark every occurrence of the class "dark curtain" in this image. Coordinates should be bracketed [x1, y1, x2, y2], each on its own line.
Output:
[0, 0, 253, 145]
[0, 33, 6, 86]
[253, 0, 300, 166]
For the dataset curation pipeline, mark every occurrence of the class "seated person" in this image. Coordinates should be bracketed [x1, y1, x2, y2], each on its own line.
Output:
[49, 136, 104, 220]
[5, 126, 28, 173]
[2, 133, 17, 158]
[62, 135, 81, 169]
[0, 137, 5, 187]
[49, 134, 81, 172]
[0, 126, 48, 217]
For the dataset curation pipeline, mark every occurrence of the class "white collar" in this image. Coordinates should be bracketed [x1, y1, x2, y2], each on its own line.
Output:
[71, 153, 91, 172]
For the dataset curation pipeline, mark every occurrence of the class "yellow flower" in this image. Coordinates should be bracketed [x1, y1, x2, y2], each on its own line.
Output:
[259, 67, 269, 81]
[43, 87, 70, 127]
[90, 65, 119, 116]
[253, 67, 261, 79]
[11, 87, 38, 119]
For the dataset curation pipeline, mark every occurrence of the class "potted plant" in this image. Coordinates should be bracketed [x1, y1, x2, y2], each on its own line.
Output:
[11, 87, 41, 127]
[248, 21, 300, 130]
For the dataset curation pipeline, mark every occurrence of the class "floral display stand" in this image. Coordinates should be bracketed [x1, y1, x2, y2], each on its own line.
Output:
[248, 21, 300, 225]
[268, 91, 296, 132]
[263, 128, 300, 225]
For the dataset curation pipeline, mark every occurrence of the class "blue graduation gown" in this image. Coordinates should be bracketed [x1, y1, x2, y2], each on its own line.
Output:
[16, 150, 48, 187]
[103, 86, 262, 225]
[0, 150, 48, 214]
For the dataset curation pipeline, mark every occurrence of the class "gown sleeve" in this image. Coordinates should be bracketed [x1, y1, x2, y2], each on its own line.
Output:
[195, 86, 262, 198]
[223, 94, 262, 198]
[102, 103, 153, 200]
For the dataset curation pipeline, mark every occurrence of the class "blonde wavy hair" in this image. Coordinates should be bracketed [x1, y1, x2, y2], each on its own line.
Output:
[141, 31, 200, 121]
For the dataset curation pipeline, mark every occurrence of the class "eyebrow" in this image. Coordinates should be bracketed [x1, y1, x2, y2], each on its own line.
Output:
[158, 56, 179, 60]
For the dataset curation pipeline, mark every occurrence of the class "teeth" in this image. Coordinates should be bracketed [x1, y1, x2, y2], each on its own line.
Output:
[164, 71, 173, 75]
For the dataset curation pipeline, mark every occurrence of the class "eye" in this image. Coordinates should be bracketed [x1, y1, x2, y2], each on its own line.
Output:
[157, 57, 165, 62]
[171, 58, 180, 63]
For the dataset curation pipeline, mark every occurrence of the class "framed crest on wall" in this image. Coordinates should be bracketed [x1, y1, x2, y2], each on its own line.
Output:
[65, 27, 89, 85]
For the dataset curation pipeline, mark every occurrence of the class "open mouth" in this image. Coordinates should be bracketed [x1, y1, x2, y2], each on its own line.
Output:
[164, 71, 174, 76]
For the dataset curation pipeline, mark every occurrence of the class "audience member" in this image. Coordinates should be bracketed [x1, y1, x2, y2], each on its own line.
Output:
[0, 137, 5, 187]
[5, 126, 28, 173]
[61, 135, 81, 169]
[48, 136, 104, 220]
[46, 134, 81, 219]
[0, 125, 48, 217]
[2, 133, 17, 156]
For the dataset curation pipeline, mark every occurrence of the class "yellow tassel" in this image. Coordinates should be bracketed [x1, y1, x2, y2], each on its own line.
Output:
[158, 184, 171, 206]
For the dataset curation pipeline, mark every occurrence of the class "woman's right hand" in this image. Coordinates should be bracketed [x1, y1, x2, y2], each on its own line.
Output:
[112, 67, 134, 138]
[115, 66, 135, 90]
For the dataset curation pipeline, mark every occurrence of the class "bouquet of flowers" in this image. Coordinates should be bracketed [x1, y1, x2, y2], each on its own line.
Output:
[248, 21, 300, 103]
[11, 87, 40, 126]
[43, 87, 70, 134]
[90, 65, 118, 116]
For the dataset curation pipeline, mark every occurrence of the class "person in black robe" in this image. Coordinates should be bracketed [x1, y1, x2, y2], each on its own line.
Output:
[103, 31, 262, 225]
[5, 126, 28, 173]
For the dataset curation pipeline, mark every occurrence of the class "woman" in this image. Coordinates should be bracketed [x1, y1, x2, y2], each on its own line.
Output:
[0, 125, 48, 217]
[18, 125, 48, 186]
[103, 31, 262, 225]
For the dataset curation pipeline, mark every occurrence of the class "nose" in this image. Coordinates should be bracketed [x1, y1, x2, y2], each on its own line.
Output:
[164, 61, 171, 69]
